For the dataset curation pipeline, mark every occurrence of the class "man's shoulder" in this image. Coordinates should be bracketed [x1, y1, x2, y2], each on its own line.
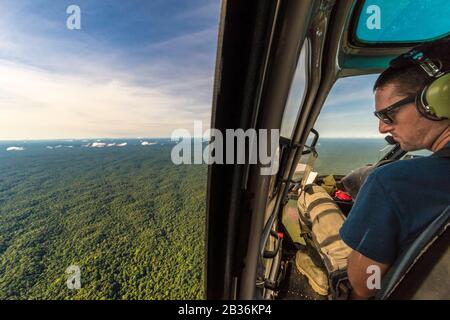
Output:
[372, 155, 446, 180]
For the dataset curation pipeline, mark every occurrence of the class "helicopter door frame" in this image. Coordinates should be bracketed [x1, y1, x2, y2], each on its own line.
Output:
[206, 0, 316, 299]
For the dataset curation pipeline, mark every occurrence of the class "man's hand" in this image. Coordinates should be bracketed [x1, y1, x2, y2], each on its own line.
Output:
[347, 250, 390, 299]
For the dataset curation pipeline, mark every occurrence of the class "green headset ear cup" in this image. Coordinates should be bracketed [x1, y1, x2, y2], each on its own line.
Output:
[425, 73, 450, 119]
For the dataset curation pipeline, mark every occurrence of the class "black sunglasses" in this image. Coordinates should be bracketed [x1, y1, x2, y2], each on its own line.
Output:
[374, 96, 416, 124]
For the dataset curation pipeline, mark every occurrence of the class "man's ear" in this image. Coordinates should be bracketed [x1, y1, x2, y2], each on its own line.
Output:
[347, 250, 390, 299]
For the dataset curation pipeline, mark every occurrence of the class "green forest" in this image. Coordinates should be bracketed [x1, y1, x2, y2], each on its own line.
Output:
[0, 142, 207, 299]
[0, 137, 403, 300]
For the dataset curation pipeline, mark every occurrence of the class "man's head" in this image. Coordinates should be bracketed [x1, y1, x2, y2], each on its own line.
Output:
[373, 37, 450, 152]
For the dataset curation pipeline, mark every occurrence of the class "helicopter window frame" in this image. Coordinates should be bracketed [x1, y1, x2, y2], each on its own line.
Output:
[280, 39, 309, 139]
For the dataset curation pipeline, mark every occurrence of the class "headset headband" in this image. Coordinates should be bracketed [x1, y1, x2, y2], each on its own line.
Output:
[388, 38, 450, 121]
[390, 49, 444, 78]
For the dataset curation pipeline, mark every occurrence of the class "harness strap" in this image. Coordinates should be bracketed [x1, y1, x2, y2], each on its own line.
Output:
[306, 198, 337, 213]
[312, 208, 343, 224]
[319, 234, 342, 248]
[433, 146, 450, 158]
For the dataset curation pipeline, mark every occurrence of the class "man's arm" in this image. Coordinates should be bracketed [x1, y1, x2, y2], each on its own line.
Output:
[347, 250, 390, 299]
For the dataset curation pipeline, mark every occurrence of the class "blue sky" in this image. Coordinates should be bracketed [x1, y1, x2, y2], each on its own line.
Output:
[0, 0, 383, 140]
[281, 45, 382, 139]
[316, 74, 382, 138]
[0, 0, 220, 139]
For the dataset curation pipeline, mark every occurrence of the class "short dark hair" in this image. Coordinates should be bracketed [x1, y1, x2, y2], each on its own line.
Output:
[373, 36, 450, 97]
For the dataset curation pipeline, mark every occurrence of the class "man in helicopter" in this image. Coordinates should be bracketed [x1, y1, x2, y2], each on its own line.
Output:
[297, 37, 450, 299]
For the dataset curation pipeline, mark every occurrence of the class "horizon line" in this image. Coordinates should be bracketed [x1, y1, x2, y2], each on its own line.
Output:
[0, 137, 174, 142]
[0, 135, 385, 142]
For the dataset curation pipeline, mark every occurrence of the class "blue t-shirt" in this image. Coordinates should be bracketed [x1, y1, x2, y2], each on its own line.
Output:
[340, 143, 450, 264]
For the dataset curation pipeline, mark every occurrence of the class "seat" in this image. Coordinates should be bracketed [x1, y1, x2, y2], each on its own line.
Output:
[376, 205, 450, 300]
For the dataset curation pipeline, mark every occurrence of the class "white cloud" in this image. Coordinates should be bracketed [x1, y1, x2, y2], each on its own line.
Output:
[6, 146, 25, 151]
[116, 142, 127, 147]
[90, 142, 107, 148]
[0, 60, 211, 139]
[174, 2, 220, 22]
[141, 141, 157, 146]
[324, 90, 374, 108]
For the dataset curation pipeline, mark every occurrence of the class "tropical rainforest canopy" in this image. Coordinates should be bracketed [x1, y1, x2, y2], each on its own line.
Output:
[0, 141, 206, 299]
